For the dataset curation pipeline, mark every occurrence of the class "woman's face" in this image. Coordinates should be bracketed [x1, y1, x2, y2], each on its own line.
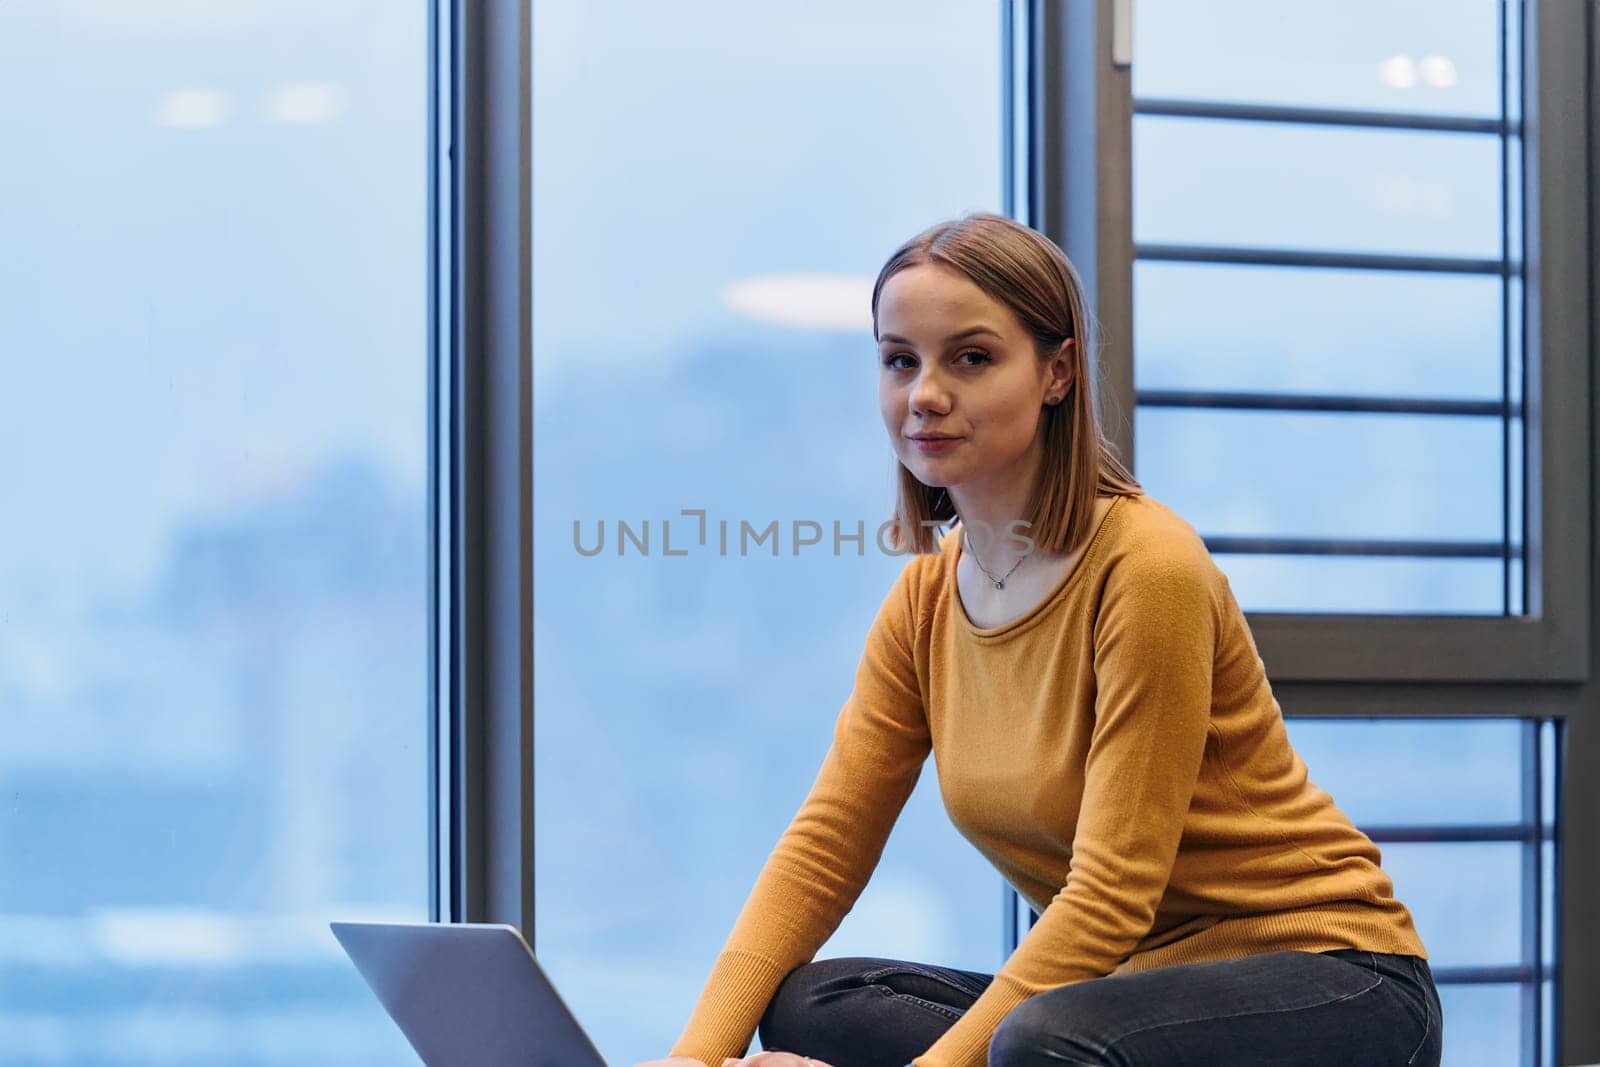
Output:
[876, 262, 1069, 496]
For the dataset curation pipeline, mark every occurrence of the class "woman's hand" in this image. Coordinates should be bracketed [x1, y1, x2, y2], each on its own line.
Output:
[632, 1052, 838, 1067]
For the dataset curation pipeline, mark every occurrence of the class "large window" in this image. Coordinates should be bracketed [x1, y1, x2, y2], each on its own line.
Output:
[7, 2, 1591, 1065]
[529, 1, 1007, 1061]
[0, 4, 428, 1063]
[1112, 3, 1573, 1064]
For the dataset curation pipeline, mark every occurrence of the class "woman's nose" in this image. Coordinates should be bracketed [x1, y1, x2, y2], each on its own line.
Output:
[909, 371, 951, 412]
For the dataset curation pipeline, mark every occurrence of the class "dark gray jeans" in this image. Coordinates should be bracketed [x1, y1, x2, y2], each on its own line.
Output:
[757, 948, 1442, 1066]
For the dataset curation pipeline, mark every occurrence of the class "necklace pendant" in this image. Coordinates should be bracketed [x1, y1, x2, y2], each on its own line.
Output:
[994, 579, 1005, 590]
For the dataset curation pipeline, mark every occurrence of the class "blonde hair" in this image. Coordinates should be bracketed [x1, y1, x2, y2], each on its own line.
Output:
[872, 211, 1141, 555]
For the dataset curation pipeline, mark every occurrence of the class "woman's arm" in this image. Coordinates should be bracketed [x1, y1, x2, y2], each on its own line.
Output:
[667, 563, 933, 1067]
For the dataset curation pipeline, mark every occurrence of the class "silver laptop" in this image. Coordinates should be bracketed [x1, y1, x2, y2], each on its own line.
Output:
[330, 920, 609, 1067]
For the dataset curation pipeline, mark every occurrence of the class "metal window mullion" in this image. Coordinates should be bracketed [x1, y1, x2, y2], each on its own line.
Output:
[1435, 963, 1550, 984]
[1134, 96, 1509, 135]
[427, 0, 451, 926]
[1001, 0, 1014, 221]
[1497, 0, 1510, 620]
[1136, 243, 1505, 275]
[1137, 390, 1520, 418]
[1203, 536, 1511, 560]
[1518, 717, 1541, 1066]
[1549, 717, 1565, 1066]
[1360, 822, 1545, 844]
[449, 0, 534, 938]
[1524, 717, 1544, 1067]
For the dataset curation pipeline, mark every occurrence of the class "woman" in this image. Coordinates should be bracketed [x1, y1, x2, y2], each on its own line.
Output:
[639, 212, 1442, 1067]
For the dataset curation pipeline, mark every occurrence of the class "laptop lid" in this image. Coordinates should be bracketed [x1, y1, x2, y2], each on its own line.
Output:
[330, 920, 608, 1067]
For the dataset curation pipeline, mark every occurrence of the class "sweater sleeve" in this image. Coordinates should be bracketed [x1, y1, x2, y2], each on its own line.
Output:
[667, 561, 932, 1067]
[909, 542, 1219, 1067]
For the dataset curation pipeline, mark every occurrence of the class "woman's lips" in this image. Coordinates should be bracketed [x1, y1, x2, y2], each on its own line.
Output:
[911, 436, 962, 453]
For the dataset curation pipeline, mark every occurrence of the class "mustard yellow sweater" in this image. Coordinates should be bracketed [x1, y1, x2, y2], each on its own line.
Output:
[669, 492, 1427, 1067]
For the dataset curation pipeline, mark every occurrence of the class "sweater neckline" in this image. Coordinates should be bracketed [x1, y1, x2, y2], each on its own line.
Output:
[949, 494, 1126, 642]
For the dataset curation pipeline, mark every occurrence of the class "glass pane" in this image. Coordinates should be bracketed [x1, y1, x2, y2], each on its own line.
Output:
[1541, 978, 1555, 1067]
[0, 4, 428, 1065]
[1216, 554, 1503, 615]
[1541, 838, 1555, 973]
[1439, 984, 1524, 1067]
[1509, 419, 1525, 616]
[1133, 0, 1501, 117]
[1134, 262, 1503, 400]
[1134, 117, 1501, 258]
[1282, 719, 1524, 827]
[1540, 721, 1557, 828]
[1381, 843, 1521, 968]
[531, 2, 1004, 1063]
[1134, 408, 1503, 542]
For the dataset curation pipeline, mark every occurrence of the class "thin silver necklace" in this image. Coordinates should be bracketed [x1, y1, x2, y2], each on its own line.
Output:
[963, 530, 1025, 590]
[941, 490, 1027, 590]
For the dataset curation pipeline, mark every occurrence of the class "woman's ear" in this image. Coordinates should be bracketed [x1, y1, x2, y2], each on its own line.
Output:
[1053, 338, 1076, 396]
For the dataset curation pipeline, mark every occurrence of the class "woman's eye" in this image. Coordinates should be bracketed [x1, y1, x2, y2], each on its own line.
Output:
[881, 350, 989, 370]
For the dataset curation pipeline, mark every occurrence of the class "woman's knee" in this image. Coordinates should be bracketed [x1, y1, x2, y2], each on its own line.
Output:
[988, 994, 1107, 1067]
[758, 956, 877, 1051]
